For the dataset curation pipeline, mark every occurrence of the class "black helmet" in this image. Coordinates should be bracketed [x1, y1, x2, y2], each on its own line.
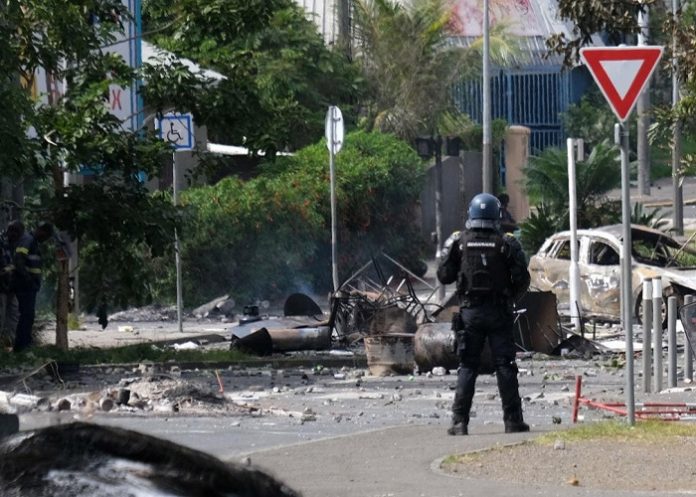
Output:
[467, 193, 500, 229]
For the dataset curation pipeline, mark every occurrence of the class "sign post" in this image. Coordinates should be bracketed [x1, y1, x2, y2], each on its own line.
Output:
[156, 113, 195, 333]
[567, 138, 583, 334]
[580, 46, 663, 426]
[325, 106, 344, 292]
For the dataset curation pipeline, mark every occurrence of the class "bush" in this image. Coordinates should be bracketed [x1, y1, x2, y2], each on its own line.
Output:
[179, 131, 427, 306]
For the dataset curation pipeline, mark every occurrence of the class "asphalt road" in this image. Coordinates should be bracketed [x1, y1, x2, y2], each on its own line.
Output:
[18, 353, 691, 497]
[16, 353, 610, 452]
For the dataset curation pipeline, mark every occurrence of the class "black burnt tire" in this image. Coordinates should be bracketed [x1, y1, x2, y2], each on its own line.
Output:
[634, 286, 682, 328]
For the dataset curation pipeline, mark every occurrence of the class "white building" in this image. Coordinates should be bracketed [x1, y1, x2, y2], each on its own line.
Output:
[295, 0, 348, 46]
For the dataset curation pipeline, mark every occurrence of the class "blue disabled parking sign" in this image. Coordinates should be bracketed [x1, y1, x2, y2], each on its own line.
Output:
[156, 113, 194, 151]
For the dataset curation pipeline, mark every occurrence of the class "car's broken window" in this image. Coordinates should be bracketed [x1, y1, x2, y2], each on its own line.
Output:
[631, 230, 696, 268]
[590, 242, 619, 266]
[554, 240, 571, 260]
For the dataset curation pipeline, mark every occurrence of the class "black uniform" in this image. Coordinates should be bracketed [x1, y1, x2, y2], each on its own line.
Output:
[437, 227, 530, 432]
[12, 231, 43, 352]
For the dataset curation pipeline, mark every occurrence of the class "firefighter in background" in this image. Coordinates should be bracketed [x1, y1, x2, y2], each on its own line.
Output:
[437, 193, 531, 435]
[11, 221, 54, 352]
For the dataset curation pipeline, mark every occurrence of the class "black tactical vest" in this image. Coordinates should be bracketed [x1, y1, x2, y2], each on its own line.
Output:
[458, 230, 511, 297]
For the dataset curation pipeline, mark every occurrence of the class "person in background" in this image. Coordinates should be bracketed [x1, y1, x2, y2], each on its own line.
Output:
[11, 221, 54, 352]
[497, 193, 517, 233]
[437, 193, 531, 435]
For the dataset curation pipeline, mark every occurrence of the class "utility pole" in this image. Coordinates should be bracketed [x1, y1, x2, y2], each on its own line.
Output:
[637, 4, 651, 196]
[482, 0, 493, 193]
[672, 0, 684, 235]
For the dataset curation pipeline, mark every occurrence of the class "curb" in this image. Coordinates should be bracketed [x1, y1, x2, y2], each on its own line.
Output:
[73, 355, 368, 373]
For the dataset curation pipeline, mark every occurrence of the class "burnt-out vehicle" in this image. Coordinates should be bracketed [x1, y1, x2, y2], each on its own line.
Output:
[528, 224, 696, 323]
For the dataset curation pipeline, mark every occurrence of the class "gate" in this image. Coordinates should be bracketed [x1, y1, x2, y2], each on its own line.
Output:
[453, 68, 571, 154]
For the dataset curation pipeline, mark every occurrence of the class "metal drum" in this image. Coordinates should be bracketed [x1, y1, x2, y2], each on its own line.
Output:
[364, 333, 415, 376]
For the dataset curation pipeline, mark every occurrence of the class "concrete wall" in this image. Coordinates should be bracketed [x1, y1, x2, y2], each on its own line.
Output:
[504, 125, 531, 222]
[295, 0, 339, 45]
[420, 152, 482, 249]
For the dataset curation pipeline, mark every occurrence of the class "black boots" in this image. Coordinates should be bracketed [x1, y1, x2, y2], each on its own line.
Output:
[496, 362, 529, 433]
[504, 420, 530, 433]
[447, 417, 528, 434]
[447, 421, 468, 436]
[447, 416, 468, 436]
[503, 407, 529, 433]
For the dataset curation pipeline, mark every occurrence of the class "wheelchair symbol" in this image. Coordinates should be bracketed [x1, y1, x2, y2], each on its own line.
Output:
[166, 122, 184, 144]
[158, 114, 194, 150]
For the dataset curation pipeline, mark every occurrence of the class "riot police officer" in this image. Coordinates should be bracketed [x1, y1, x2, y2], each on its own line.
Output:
[437, 193, 531, 435]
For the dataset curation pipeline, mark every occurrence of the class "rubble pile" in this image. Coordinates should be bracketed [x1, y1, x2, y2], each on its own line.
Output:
[108, 305, 179, 322]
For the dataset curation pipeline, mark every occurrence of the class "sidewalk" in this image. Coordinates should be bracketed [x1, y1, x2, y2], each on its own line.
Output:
[607, 176, 696, 233]
[248, 423, 678, 497]
[36, 319, 230, 350]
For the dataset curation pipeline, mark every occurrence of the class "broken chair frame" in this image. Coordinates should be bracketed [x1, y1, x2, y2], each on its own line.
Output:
[329, 253, 440, 343]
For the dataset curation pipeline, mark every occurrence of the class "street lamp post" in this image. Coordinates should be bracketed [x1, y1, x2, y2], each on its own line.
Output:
[482, 0, 493, 194]
[672, 0, 683, 236]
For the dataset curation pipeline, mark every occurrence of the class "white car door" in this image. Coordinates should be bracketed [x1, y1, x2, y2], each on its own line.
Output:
[580, 237, 622, 320]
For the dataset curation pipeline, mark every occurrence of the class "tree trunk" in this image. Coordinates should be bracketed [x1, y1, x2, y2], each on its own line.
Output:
[46, 72, 69, 350]
[51, 161, 69, 350]
[55, 257, 69, 350]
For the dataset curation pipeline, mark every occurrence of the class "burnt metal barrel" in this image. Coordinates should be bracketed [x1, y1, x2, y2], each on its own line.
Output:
[413, 323, 458, 373]
[364, 333, 415, 376]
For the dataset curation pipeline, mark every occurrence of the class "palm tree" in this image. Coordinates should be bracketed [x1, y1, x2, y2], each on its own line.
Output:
[524, 140, 621, 222]
[352, 0, 518, 142]
[520, 140, 622, 253]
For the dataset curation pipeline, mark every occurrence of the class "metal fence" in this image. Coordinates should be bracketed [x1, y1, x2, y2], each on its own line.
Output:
[453, 68, 572, 154]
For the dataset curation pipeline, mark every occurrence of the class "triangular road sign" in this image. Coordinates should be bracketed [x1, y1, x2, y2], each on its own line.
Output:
[580, 46, 663, 122]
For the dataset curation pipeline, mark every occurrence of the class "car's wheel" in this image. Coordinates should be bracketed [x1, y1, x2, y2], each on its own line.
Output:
[634, 286, 682, 328]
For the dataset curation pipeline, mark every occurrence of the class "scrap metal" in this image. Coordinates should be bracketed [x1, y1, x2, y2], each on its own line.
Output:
[329, 253, 440, 344]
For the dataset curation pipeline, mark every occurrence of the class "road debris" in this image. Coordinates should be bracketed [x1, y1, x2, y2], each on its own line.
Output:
[192, 294, 237, 320]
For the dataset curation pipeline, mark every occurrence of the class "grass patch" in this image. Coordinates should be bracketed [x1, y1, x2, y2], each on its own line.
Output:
[441, 444, 524, 470]
[442, 448, 500, 465]
[0, 343, 252, 369]
[536, 420, 696, 445]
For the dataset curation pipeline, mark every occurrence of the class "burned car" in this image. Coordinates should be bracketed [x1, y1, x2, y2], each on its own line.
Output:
[528, 224, 696, 323]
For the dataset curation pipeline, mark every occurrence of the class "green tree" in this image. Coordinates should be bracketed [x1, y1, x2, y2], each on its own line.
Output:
[548, 1, 696, 181]
[142, 0, 361, 154]
[520, 141, 622, 252]
[561, 92, 617, 147]
[1, 0, 183, 349]
[179, 131, 426, 304]
[352, 0, 518, 142]
[546, 0, 648, 66]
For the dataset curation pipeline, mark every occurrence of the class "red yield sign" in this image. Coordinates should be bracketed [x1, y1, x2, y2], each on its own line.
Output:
[580, 46, 663, 122]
